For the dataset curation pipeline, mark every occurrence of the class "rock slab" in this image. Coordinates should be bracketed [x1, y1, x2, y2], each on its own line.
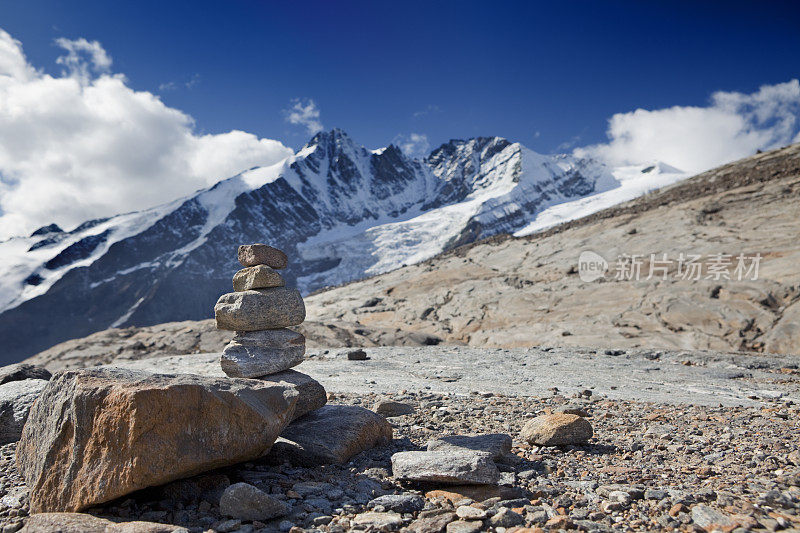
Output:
[214, 288, 305, 331]
[221, 329, 306, 378]
[232, 265, 285, 292]
[391, 450, 500, 485]
[0, 363, 51, 384]
[521, 413, 593, 446]
[0, 378, 48, 445]
[267, 405, 392, 466]
[237, 244, 288, 269]
[17, 368, 299, 512]
[219, 482, 290, 521]
[427, 433, 512, 460]
[20, 513, 182, 533]
[102, 356, 327, 422]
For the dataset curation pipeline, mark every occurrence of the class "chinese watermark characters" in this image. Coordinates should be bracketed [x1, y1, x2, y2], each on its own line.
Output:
[578, 251, 761, 282]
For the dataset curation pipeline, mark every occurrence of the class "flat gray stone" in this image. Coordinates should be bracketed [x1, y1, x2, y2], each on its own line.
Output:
[0, 363, 51, 384]
[0, 378, 48, 444]
[214, 288, 305, 331]
[427, 434, 512, 460]
[369, 494, 425, 513]
[352, 511, 403, 530]
[219, 482, 289, 521]
[232, 265, 285, 292]
[237, 244, 288, 269]
[221, 329, 305, 378]
[267, 405, 392, 466]
[391, 450, 500, 485]
[690, 504, 735, 529]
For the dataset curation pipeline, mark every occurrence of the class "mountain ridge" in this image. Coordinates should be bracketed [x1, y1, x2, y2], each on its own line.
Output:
[0, 129, 681, 363]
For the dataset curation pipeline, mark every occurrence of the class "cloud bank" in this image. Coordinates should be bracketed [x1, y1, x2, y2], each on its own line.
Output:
[0, 30, 292, 239]
[576, 80, 800, 174]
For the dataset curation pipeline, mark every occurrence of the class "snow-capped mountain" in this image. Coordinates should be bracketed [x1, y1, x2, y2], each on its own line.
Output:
[0, 129, 684, 362]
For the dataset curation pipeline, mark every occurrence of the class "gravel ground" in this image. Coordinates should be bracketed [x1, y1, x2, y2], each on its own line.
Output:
[1, 386, 798, 532]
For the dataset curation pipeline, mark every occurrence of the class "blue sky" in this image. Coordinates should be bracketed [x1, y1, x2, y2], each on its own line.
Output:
[1, 0, 800, 238]
[3, 0, 800, 153]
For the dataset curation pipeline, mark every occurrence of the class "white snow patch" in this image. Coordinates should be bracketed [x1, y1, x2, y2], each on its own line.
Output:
[513, 162, 687, 236]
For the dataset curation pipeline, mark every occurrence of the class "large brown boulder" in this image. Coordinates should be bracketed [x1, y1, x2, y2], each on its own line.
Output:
[17, 367, 301, 513]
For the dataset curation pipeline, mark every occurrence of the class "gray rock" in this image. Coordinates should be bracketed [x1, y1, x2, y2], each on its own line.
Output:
[521, 413, 593, 446]
[690, 504, 735, 529]
[427, 434, 512, 460]
[17, 368, 299, 512]
[487, 507, 525, 528]
[267, 405, 392, 466]
[352, 511, 403, 530]
[221, 329, 305, 378]
[19, 512, 184, 532]
[0, 363, 51, 384]
[347, 349, 368, 360]
[237, 244, 288, 269]
[219, 482, 289, 521]
[407, 511, 457, 533]
[455, 506, 487, 520]
[232, 265, 285, 291]
[0, 379, 48, 444]
[214, 288, 305, 331]
[374, 400, 415, 417]
[446, 520, 484, 533]
[369, 494, 425, 513]
[391, 450, 500, 485]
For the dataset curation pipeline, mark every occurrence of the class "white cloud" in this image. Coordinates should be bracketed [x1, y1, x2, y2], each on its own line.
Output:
[283, 98, 323, 135]
[55, 37, 112, 79]
[394, 133, 430, 159]
[576, 80, 800, 174]
[0, 29, 292, 239]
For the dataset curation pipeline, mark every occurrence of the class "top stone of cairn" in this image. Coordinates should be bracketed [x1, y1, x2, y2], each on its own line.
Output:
[238, 244, 288, 269]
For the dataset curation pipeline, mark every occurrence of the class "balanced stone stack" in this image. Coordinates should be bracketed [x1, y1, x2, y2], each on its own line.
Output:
[214, 244, 307, 378]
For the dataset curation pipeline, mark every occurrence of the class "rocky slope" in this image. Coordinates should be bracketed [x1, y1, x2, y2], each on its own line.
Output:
[26, 142, 800, 368]
[304, 143, 800, 355]
[0, 130, 634, 364]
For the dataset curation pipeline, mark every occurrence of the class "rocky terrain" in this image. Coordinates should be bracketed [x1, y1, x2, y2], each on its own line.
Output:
[0, 347, 798, 532]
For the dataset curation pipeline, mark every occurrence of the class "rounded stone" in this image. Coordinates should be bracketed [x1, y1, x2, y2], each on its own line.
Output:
[520, 413, 593, 446]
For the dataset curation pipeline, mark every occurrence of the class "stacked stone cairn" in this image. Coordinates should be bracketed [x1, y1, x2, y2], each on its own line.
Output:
[214, 244, 307, 378]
